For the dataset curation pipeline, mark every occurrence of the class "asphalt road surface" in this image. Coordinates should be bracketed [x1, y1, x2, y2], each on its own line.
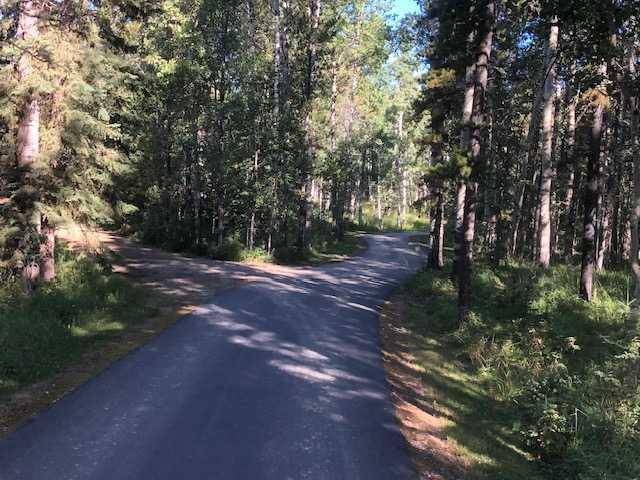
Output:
[1, 234, 424, 480]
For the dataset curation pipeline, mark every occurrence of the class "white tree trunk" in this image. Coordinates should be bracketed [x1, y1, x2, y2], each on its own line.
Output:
[537, 18, 559, 268]
[16, 0, 43, 292]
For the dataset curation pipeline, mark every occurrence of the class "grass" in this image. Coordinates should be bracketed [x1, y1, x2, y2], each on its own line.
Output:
[276, 232, 366, 265]
[395, 261, 640, 479]
[0, 246, 158, 397]
[393, 280, 542, 479]
[207, 232, 366, 266]
[349, 203, 429, 233]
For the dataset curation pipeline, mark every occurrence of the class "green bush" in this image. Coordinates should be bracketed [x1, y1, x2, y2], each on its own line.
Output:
[273, 245, 308, 264]
[406, 262, 640, 479]
[0, 247, 149, 393]
[208, 239, 244, 261]
[239, 248, 274, 263]
[346, 202, 428, 233]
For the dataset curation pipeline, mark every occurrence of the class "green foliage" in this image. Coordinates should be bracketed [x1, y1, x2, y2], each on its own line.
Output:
[208, 239, 245, 262]
[405, 263, 640, 479]
[238, 248, 274, 264]
[0, 4, 135, 272]
[273, 231, 363, 265]
[348, 202, 428, 233]
[0, 246, 152, 393]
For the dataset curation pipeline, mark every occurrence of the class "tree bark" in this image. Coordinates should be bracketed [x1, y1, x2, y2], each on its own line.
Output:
[16, 0, 43, 293]
[458, 0, 495, 322]
[563, 75, 578, 260]
[597, 105, 624, 270]
[580, 64, 608, 302]
[428, 89, 445, 269]
[537, 18, 559, 268]
[39, 217, 55, 282]
[429, 193, 445, 269]
[297, 0, 321, 250]
[376, 182, 383, 228]
[395, 110, 405, 229]
[452, 62, 475, 278]
[627, 45, 640, 335]
[271, 0, 289, 247]
[511, 49, 547, 258]
[328, 58, 344, 238]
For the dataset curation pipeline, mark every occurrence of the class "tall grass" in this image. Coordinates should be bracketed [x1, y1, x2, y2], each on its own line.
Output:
[404, 262, 639, 479]
[0, 247, 153, 395]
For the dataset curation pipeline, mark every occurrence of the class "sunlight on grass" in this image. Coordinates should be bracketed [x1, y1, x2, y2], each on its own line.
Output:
[71, 321, 126, 338]
[401, 262, 640, 479]
[349, 203, 428, 233]
[273, 233, 365, 265]
[205, 230, 363, 265]
[407, 328, 540, 480]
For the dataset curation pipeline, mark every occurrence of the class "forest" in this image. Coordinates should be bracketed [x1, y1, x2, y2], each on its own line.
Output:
[1, 0, 640, 479]
[1, 0, 425, 276]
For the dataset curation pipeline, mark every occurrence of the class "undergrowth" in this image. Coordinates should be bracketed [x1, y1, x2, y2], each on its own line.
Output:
[0, 246, 154, 396]
[349, 203, 428, 233]
[404, 262, 639, 480]
[207, 232, 364, 265]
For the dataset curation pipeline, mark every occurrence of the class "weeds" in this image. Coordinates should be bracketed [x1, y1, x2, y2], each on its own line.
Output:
[404, 262, 639, 479]
[0, 246, 153, 395]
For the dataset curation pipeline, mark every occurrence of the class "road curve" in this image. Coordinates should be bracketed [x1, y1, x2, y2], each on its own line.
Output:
[1, 234, 424, 480]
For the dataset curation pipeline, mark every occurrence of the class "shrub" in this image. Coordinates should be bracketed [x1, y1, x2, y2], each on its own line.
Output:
[0, 247, 149, 393]
[273, 246, 308, 264]
[208, 239, 244, 261]
[407, 262, 640, 479]
[239, 248, 273, 263]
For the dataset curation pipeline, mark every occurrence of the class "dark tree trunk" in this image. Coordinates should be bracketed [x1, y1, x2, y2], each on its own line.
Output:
[452, 60, 475, 279]
[580, 66, 607, 301]
[459, 0, 495, 322]
[627, 45, 640, 335]
[429, 193, 445, 269]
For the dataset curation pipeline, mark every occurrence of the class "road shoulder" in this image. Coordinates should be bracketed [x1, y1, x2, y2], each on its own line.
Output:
[380, 291, 469, 480]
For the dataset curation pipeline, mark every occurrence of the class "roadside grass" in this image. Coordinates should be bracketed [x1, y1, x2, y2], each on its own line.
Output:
[207, 232, 366, 266]
[395, 279, 542, 479]
[349, 204, 428, 233]
[395, 261, 639, 479]
[0, 245, 158, 397]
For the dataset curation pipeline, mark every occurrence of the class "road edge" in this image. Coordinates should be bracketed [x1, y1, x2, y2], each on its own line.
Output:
[0, 297, 199, 440]
[380, 289, 469, 480]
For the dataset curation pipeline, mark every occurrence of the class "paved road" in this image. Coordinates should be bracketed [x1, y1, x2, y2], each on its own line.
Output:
[1, 234, 424, 480]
